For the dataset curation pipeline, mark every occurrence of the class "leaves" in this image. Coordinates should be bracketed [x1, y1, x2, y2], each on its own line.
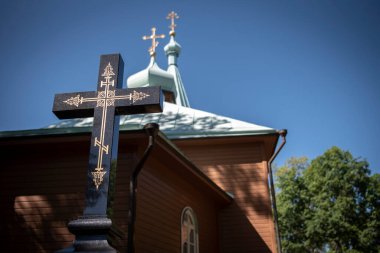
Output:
[276, 147, 379, 253]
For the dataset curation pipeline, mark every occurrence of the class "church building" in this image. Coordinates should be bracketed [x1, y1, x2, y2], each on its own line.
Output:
[0, 12, 286, 253]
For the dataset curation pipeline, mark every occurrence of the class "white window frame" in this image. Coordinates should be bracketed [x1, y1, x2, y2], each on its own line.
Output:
[181, 207, 199, 253]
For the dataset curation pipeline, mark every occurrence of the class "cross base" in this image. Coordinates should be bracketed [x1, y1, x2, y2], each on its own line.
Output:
[56, 216, 119, 253]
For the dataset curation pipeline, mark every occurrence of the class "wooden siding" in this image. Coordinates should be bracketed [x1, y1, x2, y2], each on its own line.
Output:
[0, 137, 88, 252]
[0, 137, 135, 252]
[108, 147, 137, 251]
[134, 155, 220, 253]
[0, 133, 276, 253]
[0, 135, 224, 253]
[176, 140, 277, 253]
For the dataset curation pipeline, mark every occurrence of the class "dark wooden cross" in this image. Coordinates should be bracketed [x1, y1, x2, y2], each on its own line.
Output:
[53, 54, 163, 216]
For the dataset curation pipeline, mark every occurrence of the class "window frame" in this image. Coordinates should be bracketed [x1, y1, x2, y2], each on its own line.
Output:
[180, 207, 199, 253]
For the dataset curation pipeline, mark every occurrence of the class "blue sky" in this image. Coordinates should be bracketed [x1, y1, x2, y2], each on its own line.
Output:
[0, 0, 379, 174]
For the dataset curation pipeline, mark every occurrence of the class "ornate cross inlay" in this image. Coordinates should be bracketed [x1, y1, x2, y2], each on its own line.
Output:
[53, 54, 163, 215]
[61, 62, 150, 190]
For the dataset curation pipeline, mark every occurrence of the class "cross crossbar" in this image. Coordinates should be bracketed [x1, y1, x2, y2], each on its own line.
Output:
[53, 54, 163, 215]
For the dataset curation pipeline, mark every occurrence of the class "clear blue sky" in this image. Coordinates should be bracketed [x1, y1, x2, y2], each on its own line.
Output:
[1, 0, 379, 174]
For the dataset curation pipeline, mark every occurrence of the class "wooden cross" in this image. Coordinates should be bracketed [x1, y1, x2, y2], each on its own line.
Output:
[142, 27, 165, 56]
[166, 11, 179, 36]
[53, 54, 163, 215]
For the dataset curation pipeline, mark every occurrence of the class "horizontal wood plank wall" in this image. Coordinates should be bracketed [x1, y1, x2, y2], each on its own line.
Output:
[176, 141, 277, 253]
[1, 135, 274, 253]
[109, 145, 137, 251]
[0, 139, 88, 252]
[134, 155, 220, 253]
[0, 138, 135, 252]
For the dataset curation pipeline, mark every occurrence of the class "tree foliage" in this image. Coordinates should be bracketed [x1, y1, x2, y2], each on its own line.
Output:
[276, 147, 379, 253]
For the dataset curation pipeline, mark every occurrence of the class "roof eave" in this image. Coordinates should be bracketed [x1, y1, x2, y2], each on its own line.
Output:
[0, 127, 278, 140]
[165, 129, 278, 139]
[0, 127, 92, 139]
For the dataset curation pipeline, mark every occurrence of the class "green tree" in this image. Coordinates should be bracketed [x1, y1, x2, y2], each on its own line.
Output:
[276, 147, 379, 253]
[276, 157, 313, 253]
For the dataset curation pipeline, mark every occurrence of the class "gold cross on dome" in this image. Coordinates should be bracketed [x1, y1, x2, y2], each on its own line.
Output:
[142, 27, 165, 56]
[167, 11, 179, 36]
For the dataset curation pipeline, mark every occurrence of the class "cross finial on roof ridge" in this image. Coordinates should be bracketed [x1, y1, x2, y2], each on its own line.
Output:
[166, 11, 179, 37]
[142, 27, 165, 57]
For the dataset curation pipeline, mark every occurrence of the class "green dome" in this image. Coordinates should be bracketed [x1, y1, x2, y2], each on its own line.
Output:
[126, 57, 177, 97]
[164, 36, 181, 58]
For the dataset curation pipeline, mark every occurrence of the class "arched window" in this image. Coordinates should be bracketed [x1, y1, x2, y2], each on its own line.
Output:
[181, 207, 199, 253]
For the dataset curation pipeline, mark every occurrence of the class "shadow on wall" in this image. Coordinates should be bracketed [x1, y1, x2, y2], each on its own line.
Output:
[213, 163, 272, 215]
[219, 202, 273, 253]
[211, 163, 274, 253]
[1, 194, 40, 252]
[1, 193, 83, 253]
[0, 138, 137, 253]
[0, 141, 87, 252]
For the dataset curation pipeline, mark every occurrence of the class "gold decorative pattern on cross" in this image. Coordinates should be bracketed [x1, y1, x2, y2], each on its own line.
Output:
[132, 90, 150, 103]
[167, 11, 179, 36]
[92, 169, 107, 190]
[63, 94, 82, 107]
[102, 62, 115, 77]
[61, 62, 151, 190]
[142, 27, 165, 57]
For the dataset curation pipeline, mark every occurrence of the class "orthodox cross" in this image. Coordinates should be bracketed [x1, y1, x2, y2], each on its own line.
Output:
[166, 11, 179, 36]
[142, 27, 165, 56]
[53, 54, 163, 215]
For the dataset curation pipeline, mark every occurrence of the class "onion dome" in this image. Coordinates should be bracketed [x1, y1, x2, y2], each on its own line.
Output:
[164, 35, 181, 65]
[126, 56, 177, 98]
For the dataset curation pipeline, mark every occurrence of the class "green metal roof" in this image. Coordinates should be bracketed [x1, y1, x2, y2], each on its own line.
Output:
[0, 102, 276, 139]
